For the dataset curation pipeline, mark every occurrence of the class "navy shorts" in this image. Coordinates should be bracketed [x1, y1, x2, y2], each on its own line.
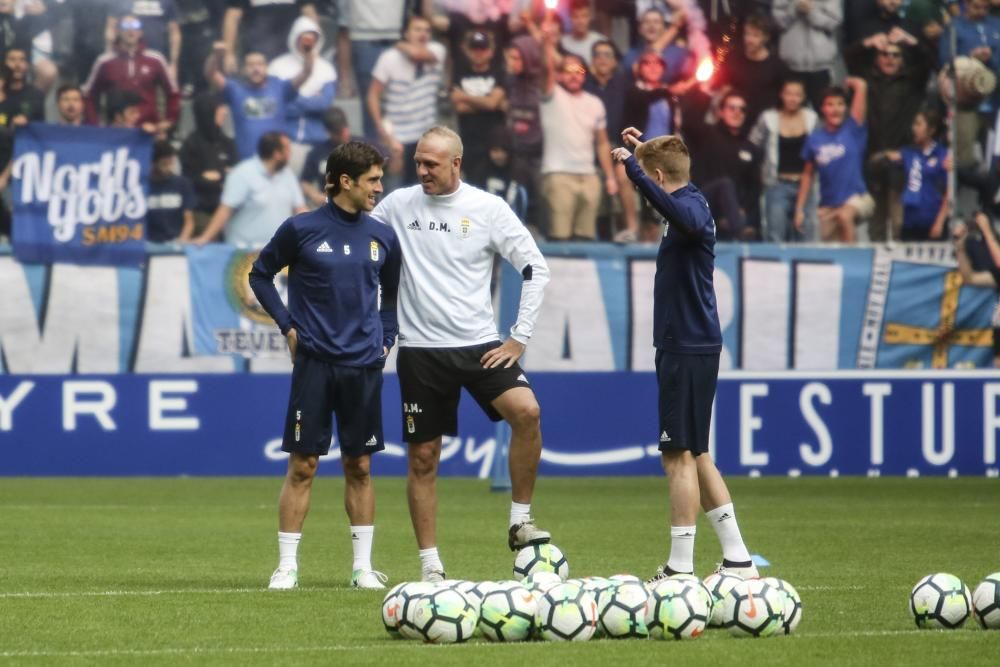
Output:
[397, 342, 532, 443]
[282, 350, 385, 458]
[655, 349, 719, 456]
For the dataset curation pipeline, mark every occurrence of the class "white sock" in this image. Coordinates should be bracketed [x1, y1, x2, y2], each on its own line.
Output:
[509, 501, 531, 527]
[350, 525, 374, 572]
[706, 503, 752, 563]
[666, 525, 696, 574]
[418, 547, 444, 574]
[278, 531, 301, 570]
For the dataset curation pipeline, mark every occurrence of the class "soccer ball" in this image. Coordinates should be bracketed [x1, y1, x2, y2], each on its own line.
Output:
[478, 580, 537, 641]
[523, 570, 564, 598]
[394, 582, 437, 639]
[609, 573, 642, 585]
[535, 582, 598, 641]
[409, 587, 479, 643]
[973, 573, 1000, 629]
[762, 577, 803, 635]
[910, 573, 972, 629]
[513, 543, 569, 581]
[381, 582, 407, 637]
[723, 578, 784, 638]
[450, 579, 489, 605]
[645, 578, 710, 640]
[597, 581, 650, 638]
[669, 573, 714, 618]
[703, 572, 743, 627]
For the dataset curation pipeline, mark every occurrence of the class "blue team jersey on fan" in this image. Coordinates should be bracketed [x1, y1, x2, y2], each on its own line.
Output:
[249, 202, 402, 367]
[623, 156, 722, 354]
[802, 116, 868, 207]
[900, 143, 947, 229]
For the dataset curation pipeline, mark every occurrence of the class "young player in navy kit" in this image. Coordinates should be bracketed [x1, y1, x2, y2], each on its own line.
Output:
[611, 128, 758, 582]
[249, 141, 402, 590]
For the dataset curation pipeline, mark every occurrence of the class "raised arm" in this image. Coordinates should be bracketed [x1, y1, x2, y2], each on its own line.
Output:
[845, 76, 867, 126]
[616, 152, 709, 238]
[221, 6, 242, 73]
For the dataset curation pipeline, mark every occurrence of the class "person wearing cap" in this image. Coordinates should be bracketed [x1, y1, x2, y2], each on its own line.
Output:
[110, 1, 182, 82]
[82, 14, 180, 136]
[450, 29, 506, 188]
[146, 140, 196, 243]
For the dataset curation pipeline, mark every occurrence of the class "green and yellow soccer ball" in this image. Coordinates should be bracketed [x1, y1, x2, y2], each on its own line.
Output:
[910, 573, 972, 629]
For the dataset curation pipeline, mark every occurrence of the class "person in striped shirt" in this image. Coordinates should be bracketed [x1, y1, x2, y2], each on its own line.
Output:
[366, 13, 445, 184]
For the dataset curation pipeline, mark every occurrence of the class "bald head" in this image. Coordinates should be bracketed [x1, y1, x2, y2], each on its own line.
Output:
[415, 126, 464, 195]
[420, 126, 464, 158]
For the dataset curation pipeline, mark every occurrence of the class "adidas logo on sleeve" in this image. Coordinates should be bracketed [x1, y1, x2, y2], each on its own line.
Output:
[317, 241, 333, 253]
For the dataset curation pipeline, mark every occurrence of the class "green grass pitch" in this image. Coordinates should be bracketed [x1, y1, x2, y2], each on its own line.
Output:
[1, 477, 998, 665]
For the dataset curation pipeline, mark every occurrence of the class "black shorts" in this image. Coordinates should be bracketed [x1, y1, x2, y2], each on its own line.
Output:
[397, 342, 532, 443]
[655, 349, 720, 456]
[281, 350, 385, 458]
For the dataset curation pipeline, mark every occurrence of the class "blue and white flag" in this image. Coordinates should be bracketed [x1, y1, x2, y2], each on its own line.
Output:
[11, 123, 151, 267]
[186, 245, 289, 357]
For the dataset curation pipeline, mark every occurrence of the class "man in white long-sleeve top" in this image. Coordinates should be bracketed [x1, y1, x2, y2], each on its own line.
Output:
[372, 126, 553, 582]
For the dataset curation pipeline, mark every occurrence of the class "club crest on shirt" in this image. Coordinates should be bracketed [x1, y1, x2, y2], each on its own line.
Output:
[460, 217, 471, 239]
[370, 241, 379, 261]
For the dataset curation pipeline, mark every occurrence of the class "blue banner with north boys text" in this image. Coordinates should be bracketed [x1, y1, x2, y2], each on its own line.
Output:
[11, 124, 151, 267]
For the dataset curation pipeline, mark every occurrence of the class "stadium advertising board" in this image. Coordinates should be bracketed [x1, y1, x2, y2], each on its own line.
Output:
[0, 373, 997, 477]
[0, 242, 993, 374]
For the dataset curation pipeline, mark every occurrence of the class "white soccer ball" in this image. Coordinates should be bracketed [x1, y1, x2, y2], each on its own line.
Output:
[703, 572, 744, 627]
[669, 574, 714, 619]
[381, 582, 407, 637]
[645, 577, 710, 640]
[723, 578, 784, 638]
[449, 579, 488, 605]
[910, 573, 972, 629]
[522, 570, 564, 600]
[409, 587, 479, 643]
[609, 573, 642, 585]
[535, 582, 598, 641]
[762, 577, 802, 635]
[478, 580, 537, 641]
[513, 543, 569, 581]
[394, 582, 437, 640]
[973, 573, 1000, 629]
[597, 581, 650, 638]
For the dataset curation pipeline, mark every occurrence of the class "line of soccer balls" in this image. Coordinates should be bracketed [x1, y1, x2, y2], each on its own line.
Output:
[380, 543, 802, 643]
[909, 572, 1000, 629]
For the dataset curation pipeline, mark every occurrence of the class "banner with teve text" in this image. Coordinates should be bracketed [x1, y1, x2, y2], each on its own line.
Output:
[11, 123, 151, 267]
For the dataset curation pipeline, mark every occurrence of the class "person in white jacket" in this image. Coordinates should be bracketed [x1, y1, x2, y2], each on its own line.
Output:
[772, 0, 842, 110]
[269, 15, 338, 175]
[749, 77, 819, 242]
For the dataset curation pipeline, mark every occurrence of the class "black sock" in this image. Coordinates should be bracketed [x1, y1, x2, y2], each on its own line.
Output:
[722, 558, 753, 568]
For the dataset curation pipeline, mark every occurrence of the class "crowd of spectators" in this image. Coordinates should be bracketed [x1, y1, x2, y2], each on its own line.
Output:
[0, 0, 997, 247]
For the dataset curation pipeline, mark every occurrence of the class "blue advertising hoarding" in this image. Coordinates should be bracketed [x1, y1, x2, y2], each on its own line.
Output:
[1, 372, 997, 477]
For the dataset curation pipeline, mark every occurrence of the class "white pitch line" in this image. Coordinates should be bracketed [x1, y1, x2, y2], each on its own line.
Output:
[0, 588, 266, 599]
[0, 628, 985, 658]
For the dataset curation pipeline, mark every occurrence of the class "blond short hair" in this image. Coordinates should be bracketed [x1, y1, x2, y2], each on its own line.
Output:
[635, 135, 690, 183]
[420, 126, 464, 158]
